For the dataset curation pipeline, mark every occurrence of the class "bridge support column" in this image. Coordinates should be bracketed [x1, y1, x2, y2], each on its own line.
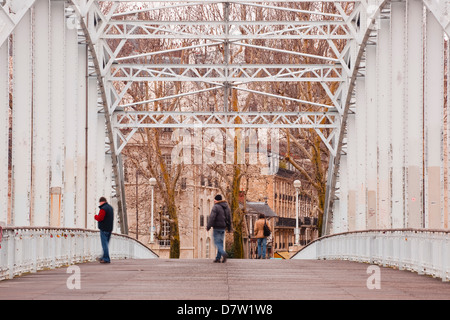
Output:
[405, 0, 424, 228]
[76, 44, 87, 228]
[33, 0, 51, 226]
[50, 0, 66, 227]
[337, 155, 348, 232]
[64, 16, 79, 228]
[12, 11, 32, 226]
[390, 1, 407, 228]
[347, 114, 357, 231]
[424, 9, 445, 229]
[355, 77, 366, 230]
[365, 45, 377, 229]
[376, 17, 391, 229]
[86, 77, 98, 229]
[0, 40, 8, 226]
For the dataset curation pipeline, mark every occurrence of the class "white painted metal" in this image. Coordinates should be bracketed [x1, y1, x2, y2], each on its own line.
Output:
[0, 41, 8, 227]
[64, 17, 79, 228]
[337, 155, 348, 233]
[32, 0, 51, 227]
[75, 44, 87, 229]
[50, 0, 66, 227]
[355, 77, 366, 230]
[376, 17, 391, 230]
[390, 1, 406, 229]
[365, 45, 377, 229]
[405, 0, 423, 228]
[86, 77, 98, 230]
[346, 114, 357, 231]
[0, 227, 158, 280]
[11, 10, 32, 227]
[424, 8, 444, 229]
[292, 229, 450, 282]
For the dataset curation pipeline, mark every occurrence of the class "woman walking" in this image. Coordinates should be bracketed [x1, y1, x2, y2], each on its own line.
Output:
[254, 213, 271, 259]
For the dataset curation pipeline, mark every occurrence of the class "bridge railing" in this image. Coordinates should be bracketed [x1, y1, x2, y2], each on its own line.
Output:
[291, 229, 449, 282]
[0, 227, 158, 280]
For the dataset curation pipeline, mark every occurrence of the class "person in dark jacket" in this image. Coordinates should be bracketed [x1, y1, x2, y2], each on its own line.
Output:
[207, 195, 232, 263]
[94, 197, 114, 264]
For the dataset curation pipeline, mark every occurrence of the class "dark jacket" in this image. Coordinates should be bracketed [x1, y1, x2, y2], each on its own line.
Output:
[95, 202, 114, 232]
[207, 200, 232, 231]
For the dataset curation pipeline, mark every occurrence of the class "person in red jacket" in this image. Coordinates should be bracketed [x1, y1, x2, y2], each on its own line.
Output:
[95, 197, 114, 263]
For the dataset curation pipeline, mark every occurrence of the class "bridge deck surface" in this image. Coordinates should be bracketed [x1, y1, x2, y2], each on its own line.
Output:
[0, 259, 449, 300]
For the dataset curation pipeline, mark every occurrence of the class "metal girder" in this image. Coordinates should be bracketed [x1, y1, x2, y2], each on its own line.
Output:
[103, 20, 355, 40]
[114, 111, 338, 129]
[108, 64, 345, 83]
[113, 111, 340, 155]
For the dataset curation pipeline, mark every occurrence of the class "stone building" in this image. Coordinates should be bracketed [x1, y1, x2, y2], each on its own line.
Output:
[123, 130, 320, 259]
[242, 158, 319, 258]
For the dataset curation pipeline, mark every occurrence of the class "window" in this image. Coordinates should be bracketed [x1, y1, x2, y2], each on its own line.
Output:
[206, 237, 210, 259]
[162, 155, 172, 172]
[201, 175, 205, 186]
[181, 177, 187, 190]
[159, 209, 171, 247]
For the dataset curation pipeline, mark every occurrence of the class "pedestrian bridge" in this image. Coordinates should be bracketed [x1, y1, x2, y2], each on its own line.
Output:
[1, 0, 450, 299]
[1, 250, 449, 300]
[0, 226, 448, 300]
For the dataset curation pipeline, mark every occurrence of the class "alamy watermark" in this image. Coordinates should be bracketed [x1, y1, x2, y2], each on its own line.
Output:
[170, 128, 280, 175]
[66, 265, 81, 290]
[366, 265, 381, 290]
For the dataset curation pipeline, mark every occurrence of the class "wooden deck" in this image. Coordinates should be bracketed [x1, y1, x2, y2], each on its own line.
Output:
[0, 259, 449, 300]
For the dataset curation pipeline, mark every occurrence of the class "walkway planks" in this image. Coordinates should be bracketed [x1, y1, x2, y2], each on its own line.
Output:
[0, 259, 449, 300]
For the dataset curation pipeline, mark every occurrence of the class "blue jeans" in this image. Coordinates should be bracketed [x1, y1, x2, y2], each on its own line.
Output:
[257, 238, 267, 259]
[213, 229, 226, 260]
[100, 230, 112, 263]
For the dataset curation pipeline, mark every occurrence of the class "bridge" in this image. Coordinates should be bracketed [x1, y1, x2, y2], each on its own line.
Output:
[0, 0, 450, 300]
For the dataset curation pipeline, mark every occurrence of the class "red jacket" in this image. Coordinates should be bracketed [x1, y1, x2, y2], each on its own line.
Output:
[95, 209, 106, 222]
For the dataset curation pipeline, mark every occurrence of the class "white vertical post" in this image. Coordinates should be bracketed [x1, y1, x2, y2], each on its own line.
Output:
[338, 155, 349, 232]
[405, 0, 424, 228]
[64, 16, 79, 228]
[50, 1, 66, 227]
[355, 77, 366, 230]
[76, 44, 87, 228]
[33, 0, 51, 226]
[390, 2, 406, 228]
[448, 34, 450, 230]
[96, 112, 106, 201]
[376, 17, 391, 229]
[104, 154, 113, 202]
[347, 113, 357, 231]
[424, 9, 444, 229]
[365, 45, 377, 229]
[86, 77, 98, 229]
[12, 11, 32, 226]
[0, 39, 8, 226]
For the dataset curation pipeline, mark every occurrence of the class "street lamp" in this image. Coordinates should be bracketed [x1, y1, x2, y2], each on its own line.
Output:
[149, 177, 157, 244]
[293, 180, 301, 246]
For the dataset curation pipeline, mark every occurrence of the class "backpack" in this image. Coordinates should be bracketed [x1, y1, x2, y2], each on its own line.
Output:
[263, 220, 271, 237]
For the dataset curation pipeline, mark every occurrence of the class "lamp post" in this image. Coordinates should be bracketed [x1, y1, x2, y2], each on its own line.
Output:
[149, 177, 157, 243]
[293, 180, 301, 246]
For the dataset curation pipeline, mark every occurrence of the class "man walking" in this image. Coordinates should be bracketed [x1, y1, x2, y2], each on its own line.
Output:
[207, 195, 232, 263]
[94, 197, 114, 264]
